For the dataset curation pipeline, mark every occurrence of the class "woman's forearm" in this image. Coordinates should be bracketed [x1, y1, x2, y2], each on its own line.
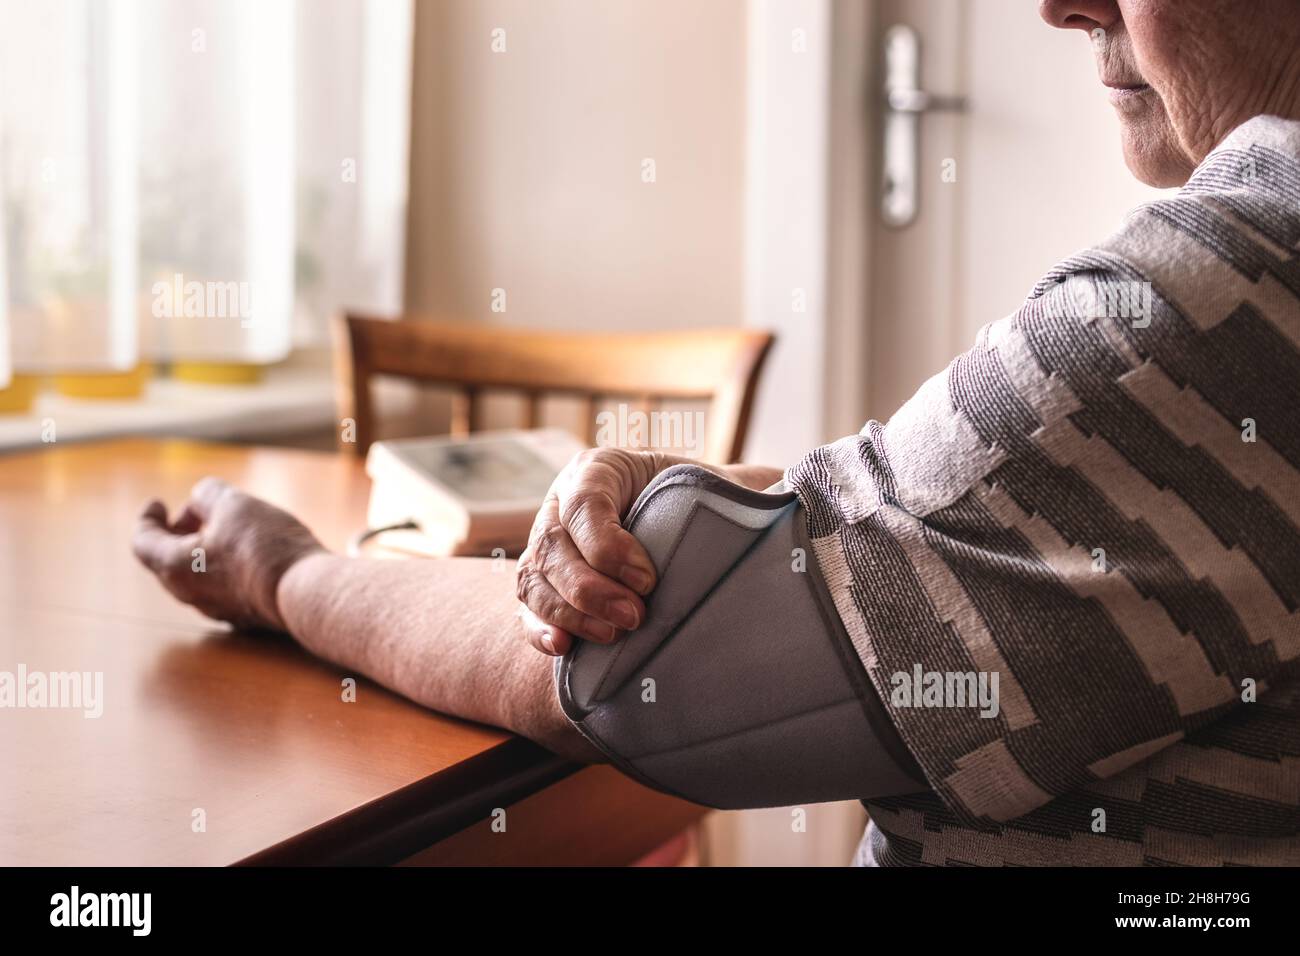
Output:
[718, 463, 786, 491]
[276, 551, 602, 763]
[651, 454, 784, 492]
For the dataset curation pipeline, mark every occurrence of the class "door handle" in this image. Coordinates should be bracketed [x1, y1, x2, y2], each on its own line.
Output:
[881, 24, 967, 228]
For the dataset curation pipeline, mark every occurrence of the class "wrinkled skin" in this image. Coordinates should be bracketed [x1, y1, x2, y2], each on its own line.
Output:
[1040, 0, 1300, 186]
[132, 477, 324, 632]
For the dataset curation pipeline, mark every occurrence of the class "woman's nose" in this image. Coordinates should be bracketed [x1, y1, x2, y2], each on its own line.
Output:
[1038, 0, 1123, 32]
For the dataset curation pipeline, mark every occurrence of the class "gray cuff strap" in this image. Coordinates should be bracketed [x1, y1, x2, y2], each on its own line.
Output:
[554, 464, 927, 810]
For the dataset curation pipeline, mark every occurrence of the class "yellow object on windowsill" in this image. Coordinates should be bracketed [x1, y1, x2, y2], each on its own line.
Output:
[0, 374, 41, 414]
[171, 362, 263, 385]
[54, 364, 153, 400]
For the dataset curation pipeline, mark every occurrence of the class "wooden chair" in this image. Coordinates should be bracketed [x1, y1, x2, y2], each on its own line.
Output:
[334, 313, 775, 464]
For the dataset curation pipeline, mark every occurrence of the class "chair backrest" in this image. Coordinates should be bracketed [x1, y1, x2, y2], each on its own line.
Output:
[334, 313, 775, 464]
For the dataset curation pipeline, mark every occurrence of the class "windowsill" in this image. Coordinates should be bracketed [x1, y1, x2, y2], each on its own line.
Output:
[0, 350, 338, 451]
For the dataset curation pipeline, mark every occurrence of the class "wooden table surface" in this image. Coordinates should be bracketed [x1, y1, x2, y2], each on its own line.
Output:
[0, 439, 703, 866]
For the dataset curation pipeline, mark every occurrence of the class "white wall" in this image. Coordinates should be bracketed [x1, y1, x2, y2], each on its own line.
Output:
[741, 0, 833, 468]
[404, 0, 747, 336]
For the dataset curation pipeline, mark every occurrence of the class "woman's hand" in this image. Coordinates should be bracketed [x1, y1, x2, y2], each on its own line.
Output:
[131, 477, 325, 632]
[515, 448, 667, 656]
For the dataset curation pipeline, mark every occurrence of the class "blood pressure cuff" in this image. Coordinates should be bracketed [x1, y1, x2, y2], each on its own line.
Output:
[554, 465, 928, 810]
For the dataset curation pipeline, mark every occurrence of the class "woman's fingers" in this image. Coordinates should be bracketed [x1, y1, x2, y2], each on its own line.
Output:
[533, 521, 645, 631]
[516, 603, 573, 656]
[557, 485, 657, 596]
[515, 555, 623, 647]
[131, 500, 194, 574]
[185, 476, 233, 521]
[515, 449, 667, 655]
[170, 503, 205, 534]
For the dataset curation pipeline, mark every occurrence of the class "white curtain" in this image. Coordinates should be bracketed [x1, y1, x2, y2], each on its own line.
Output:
[0, 0, 411, 376]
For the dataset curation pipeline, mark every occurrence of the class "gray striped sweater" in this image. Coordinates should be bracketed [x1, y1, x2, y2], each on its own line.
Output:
[787, 114, 1300, 866]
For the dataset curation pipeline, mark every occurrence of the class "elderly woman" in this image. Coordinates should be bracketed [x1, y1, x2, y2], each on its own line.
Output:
[134, 0, 1300, 866]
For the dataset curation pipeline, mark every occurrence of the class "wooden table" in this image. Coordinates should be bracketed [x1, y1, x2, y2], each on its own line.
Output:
[0, 438, 704, 865]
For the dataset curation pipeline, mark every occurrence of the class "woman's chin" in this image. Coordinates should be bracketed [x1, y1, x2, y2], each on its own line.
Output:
[1119, 114, 1197, 188]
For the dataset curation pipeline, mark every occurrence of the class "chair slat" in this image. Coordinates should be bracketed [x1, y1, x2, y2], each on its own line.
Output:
[450, 389, 472, 438]
[580, 395, 597, 446]
[523, 392, 542, 429]
[336, 314, 774, 463]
